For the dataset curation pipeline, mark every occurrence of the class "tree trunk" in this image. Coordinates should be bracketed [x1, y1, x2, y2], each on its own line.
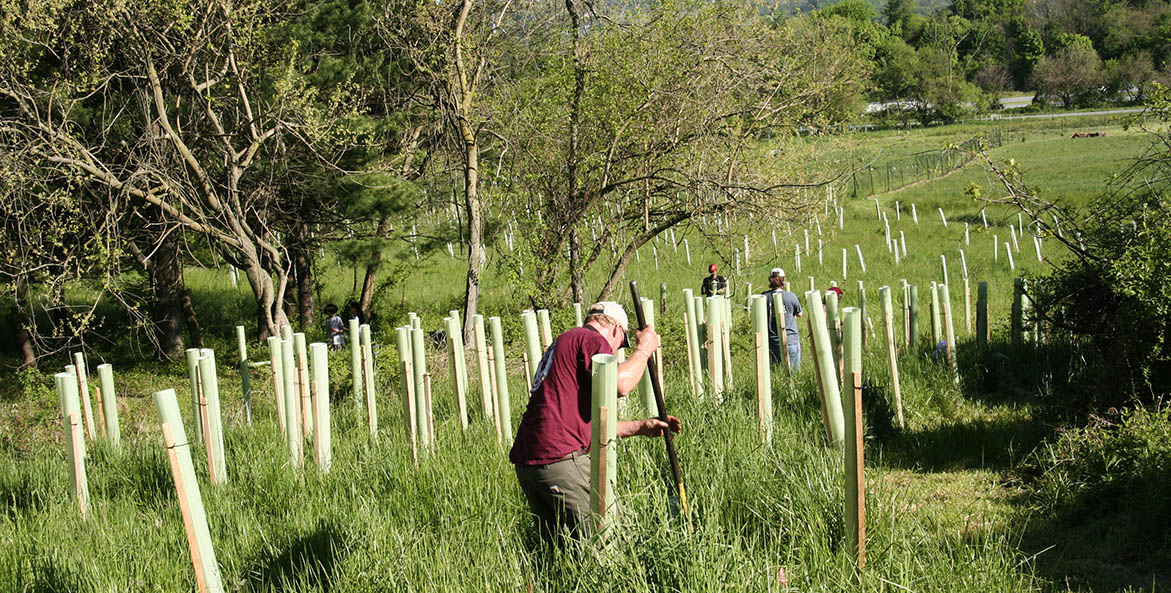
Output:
[462, 136, 482, 344]
[181, 289, 203, 349]
[570, 228, 584, 304]
[12, 278, 36, 368]
[150, 228, 186, 359]
[358, 216, 393, 320]
[243, 247, 290, 341]
[292, 223, 315, 330]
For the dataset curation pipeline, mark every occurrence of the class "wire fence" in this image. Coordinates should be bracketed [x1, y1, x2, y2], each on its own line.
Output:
[845, 129, 1003, 198]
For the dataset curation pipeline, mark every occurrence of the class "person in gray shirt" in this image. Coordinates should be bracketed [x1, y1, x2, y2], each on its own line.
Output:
[761, 268, 803, 369]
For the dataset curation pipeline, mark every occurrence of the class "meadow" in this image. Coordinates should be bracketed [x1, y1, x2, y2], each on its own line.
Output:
[0, 113, 1161, 592]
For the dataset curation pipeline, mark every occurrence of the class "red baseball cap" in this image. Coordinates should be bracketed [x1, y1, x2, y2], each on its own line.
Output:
[709, 264, 718, 273]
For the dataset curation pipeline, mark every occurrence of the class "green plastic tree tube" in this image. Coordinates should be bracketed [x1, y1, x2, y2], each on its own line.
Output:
[682, 289, 704, 397]
[1012, 278, 1024, 347]
[449, 309, 469, 398]
[722, 297, 734, 390]
[825, 290, 842, 380]
[660, 282, 668, 315]
[977, 281, 989, 349]
[489, 316, 513, 445]
[410, 326, 430, 448]
[185, 348, 203, 445]
[520, 310, 542, 388]
[236, 326, 251, 425]
[537, 308, 553, 351]
[280, 325, 293, 341]
[930, 282, 942, 347]
[941, 283, 960, 386]
[349, 318, 362, 407]
[153, 388, 225, 593]
[805, 290, 845, 447]
[280, 338, 301, 469]
[96, 364, 121, 451]
[589, 353, 618, 538]
[841, 306, 864, 565]
[445, 316, 469, 431]
[55, 370, 89, 515]
[361, 324, 377, 437]
[266, 336, 285, 432]
[705, 296, 724, 400]
[908, 284, 920, 350]
[197, 352, 227, 484]
[574, 303, 583, 327]
[857, 280, 869, 345]
[310, 342, 331, 472]
[472, 315, 492, 421]
[750, 295, 773, 443]
[694, 295, 707, 373]
[878, 287, 904, 428]
[771, 291, 792, 378]
[638, 297, 658, 417]
[396, 326, 417, 449]
[294, 333, 313, 439]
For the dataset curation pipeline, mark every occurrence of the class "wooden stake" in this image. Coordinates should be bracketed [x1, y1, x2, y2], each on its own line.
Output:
[424, 373, 435, 448]
[73, 353, 97, 441]
[200, 397, 217, 484]
[162, 423, 208, 593]
[95, 385, 107, 438]
[70, 413, 86, 518]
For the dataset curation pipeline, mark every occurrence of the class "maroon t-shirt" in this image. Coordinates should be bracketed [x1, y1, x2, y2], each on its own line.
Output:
[509, 325, 613, 466]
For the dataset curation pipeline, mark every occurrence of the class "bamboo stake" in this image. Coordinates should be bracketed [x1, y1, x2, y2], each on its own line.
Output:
[73, 352, 96, 441]
[96, 364, 121, 451]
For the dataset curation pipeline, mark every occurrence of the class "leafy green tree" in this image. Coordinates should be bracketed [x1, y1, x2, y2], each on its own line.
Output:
[1032, 35, 1105, 107]
[495, 0, 867, 303]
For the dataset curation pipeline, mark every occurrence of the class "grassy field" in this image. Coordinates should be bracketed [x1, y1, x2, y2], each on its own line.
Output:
[0, 113, 1161, 592]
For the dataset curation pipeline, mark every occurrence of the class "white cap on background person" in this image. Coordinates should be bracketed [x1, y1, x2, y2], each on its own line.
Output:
[771, 268, 785, 277]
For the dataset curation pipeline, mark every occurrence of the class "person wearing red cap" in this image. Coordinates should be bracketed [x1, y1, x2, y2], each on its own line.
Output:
[510, 301, 681, 544]
[701, 263, 728, 297]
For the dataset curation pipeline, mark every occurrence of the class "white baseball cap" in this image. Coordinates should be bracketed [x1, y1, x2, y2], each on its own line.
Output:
[587, 301, 631, 347]
[771, 268, 785, 277]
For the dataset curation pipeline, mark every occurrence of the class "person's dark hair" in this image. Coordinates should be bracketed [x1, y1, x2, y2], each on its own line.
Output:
[769, 275, 785, 289]
[324, 304, 339, 316]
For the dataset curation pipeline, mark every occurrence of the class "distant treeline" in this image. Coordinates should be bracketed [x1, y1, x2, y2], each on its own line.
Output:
[794, 0, 1171, 122]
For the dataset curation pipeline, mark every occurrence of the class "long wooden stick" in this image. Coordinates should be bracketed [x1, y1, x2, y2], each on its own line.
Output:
[70, 413, 86, 518]
[162, 423, 210, 593]
[629, 281, 689, 522]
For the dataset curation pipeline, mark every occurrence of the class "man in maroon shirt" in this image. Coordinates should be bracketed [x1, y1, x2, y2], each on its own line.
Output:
[510, 301, 681, 544]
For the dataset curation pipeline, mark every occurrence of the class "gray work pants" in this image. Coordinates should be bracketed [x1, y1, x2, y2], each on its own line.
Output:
[514, 451, 591, 544]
